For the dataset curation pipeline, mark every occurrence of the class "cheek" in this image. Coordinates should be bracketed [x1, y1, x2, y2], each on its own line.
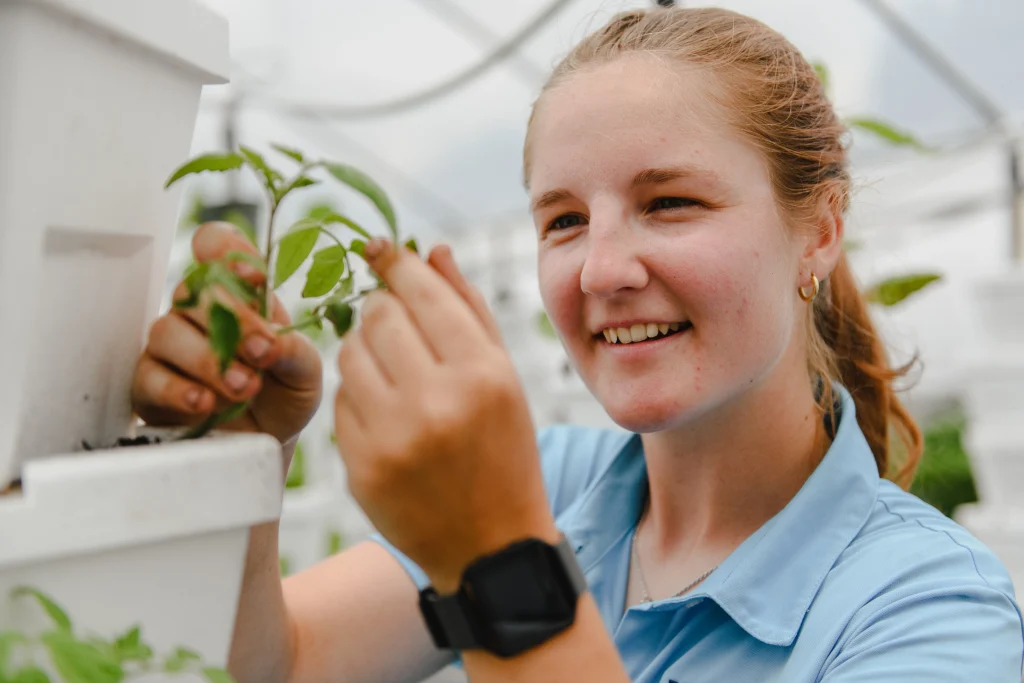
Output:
[537, 250, 582, 333]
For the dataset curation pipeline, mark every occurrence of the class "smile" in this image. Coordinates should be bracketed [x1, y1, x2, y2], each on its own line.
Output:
[599, 321, 692, 345]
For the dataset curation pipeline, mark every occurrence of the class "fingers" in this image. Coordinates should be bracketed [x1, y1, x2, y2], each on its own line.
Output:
[172, 281, 281, 369]
[132, 354, 215, 422]
[426, 244, 503, 344]
[336, 329, 392, 424]
[146, 314, 263, 403]
[362, 240, 492, 361]
[192, 222, 266, 286]
[265, 328, 323, 391]
[358, 291, 437, 382]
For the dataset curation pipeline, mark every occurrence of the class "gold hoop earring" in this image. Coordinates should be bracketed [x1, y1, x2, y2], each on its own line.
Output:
[799, 273, 820, 303]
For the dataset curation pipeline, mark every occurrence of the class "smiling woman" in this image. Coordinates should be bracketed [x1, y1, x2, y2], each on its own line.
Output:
[131, 5, 1023, 683]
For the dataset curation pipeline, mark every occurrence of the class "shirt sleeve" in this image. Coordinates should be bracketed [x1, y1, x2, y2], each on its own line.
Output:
[820, 584, 1024, 682]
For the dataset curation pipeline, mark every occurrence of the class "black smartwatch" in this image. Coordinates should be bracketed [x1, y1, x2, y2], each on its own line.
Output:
[417, 535, 588, 658]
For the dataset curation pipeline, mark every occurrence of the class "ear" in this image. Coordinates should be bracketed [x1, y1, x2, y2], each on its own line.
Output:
[799, 195, 844, 286]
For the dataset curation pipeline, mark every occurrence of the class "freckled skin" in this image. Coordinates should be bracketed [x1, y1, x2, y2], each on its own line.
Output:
[529, 55, 802, 433]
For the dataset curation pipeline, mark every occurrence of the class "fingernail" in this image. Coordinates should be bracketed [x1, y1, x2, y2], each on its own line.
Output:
[224, 367, 250, 393]
[236, 262, 259, 279]
[363, 238, 388, 261]
[244, 334, 272, 361]
[185, 387, 202, 409]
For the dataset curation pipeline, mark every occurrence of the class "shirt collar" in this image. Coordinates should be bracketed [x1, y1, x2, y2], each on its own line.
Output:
[558, 384, 880, 647]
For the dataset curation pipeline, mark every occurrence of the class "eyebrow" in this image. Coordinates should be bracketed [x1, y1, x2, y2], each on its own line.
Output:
[530, 165, 719, 212]
[631, 165, 718, 188]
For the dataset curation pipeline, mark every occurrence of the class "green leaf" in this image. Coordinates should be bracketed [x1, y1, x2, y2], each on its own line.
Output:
[848, 117, 928, 151]
[322, 163, 397, 239]
[865, 273, 942, 306]
[202, 667, 235, 683]
[812, 60, 829, 93]
[324, 298, 354, 336]
[163, 647, 200, 673]
[274, 226, 321, 289]
[287, 176, 319, 192]
[217, 401, 250, 426]
[11, 587, 71, 633]
[209, 302, 242, 372]
[223, 250, 267, 275]
[536, 310, 557, 340]
[208, 263, 260, 307]
[326, 529, 344, 556]
[239, 145, 282, 197]
[0, 632, 28, 673]
[337, 273, 355, 298]
[174, 262, 210, 309]
[302, 246, 347, 298]
[112, 626, 152, 664]
[403, 238, 419, 255]
[41, 631, 123, 683]
[320, 212, 372, 241]
[165, 152, 245, 189]
[285, 441, 306, 489]
[279, 556, 291, 577]
[9, 667, 50, 683]
[271, 144, 305, 164]
[305, 203, 338, 222]
[349, 239, 366, 258]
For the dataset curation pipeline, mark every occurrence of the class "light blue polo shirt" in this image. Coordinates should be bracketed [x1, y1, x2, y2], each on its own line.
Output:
[375, 386, 1024, 681]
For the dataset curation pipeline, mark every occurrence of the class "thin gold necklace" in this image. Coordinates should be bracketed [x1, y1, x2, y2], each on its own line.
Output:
[630, 520, 719, 604]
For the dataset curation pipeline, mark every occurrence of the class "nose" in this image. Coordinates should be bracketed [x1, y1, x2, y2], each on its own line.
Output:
[579, 214, 649, 299]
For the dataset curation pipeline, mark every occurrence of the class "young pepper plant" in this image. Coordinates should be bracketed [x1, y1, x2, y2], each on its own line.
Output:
[165, 144, 417, 439]
[1, 587, 232, 683]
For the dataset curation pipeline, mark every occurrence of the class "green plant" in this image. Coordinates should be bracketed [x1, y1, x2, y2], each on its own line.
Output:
[164, 143, 417, 439]
[284, 441, 306, 490]
[911, 415, 978, 518]
[1, 588, 232, 683]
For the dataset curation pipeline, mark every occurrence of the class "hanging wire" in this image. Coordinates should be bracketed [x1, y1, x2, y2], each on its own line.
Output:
[245, 0, 577, 122]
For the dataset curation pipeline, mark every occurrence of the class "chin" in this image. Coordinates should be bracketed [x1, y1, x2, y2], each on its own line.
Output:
[597, 391, 698, 434]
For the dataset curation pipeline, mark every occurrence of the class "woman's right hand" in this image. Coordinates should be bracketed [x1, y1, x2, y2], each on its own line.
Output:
[131, 222, 323, 446]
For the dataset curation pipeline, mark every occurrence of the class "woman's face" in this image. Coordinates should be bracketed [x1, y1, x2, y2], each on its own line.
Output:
[529, 54, 810, 433]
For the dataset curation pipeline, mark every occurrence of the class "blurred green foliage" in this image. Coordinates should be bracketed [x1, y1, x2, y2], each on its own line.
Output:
[910, 416, 979, 518]
[285, 441, 306, 489]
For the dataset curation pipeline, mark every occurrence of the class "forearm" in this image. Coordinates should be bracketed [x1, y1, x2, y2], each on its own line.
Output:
[227, 443, 296, 683]
[461, 594, 629, 683]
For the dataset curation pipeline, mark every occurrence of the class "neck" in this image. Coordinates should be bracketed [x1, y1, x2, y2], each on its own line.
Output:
[638, 368, 830, 563]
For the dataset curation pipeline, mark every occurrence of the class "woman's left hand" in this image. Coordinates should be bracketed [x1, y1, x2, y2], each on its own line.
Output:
[334, 240, 558, 592]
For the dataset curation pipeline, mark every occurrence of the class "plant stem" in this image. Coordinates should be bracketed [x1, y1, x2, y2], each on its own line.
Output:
[277, 313, 324, 335]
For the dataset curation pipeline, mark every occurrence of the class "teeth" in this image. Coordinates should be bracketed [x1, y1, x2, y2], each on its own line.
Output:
[602, 321, 688, 345]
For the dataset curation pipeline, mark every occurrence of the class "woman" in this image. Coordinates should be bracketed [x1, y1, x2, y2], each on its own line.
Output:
[132, 7, 1024, 682]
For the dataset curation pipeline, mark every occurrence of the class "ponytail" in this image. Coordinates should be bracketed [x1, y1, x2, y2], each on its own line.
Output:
[812, 255, 923, 488]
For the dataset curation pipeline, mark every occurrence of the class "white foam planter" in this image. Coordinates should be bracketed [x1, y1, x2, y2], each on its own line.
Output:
[0, 0, 230, 486]
[0, 0, 287, 668]
[0, 431, 282, 664]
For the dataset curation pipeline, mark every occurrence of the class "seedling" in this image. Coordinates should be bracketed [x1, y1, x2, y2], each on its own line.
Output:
[1, 587, 232, 682]
[165, 144, 417, 439]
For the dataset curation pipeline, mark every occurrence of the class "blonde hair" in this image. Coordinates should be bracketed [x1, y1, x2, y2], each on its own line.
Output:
[524, 7, 921, 487]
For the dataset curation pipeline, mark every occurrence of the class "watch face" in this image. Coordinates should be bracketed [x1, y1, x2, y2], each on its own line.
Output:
[465, 542, 575, 623]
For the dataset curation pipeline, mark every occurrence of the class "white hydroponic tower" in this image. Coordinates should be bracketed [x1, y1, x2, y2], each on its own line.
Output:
[0, 0, 282, 667]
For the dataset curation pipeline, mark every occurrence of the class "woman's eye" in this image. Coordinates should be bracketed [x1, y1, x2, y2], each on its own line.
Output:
[547, 213, 586, 231]
[648, 197, 700, 212]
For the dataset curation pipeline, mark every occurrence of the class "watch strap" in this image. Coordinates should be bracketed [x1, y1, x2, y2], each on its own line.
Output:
[418, 535, 585, 655]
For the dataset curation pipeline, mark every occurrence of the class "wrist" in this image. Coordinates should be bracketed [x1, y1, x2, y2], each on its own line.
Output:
[426, 520, 562, 594]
